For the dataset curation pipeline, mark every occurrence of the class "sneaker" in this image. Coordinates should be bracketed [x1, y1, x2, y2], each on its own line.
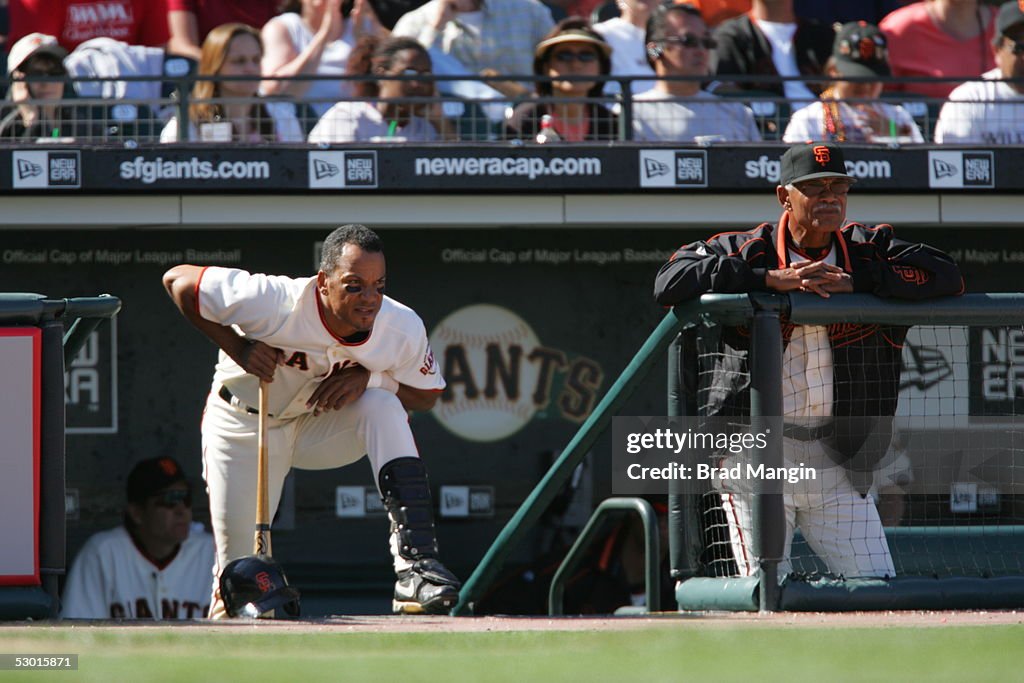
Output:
[392, 558, 461, 615]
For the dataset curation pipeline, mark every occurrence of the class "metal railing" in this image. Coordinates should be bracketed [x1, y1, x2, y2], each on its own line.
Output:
[454, 293, 1024, 615]
[1, 72, 1020, 145]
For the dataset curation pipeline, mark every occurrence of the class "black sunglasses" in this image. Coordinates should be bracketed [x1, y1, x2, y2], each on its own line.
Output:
[1005, 39, 1024, 56]
[551, 51, 600, 64]
[794, 178, 853, 197]
[661, 34, 717, 50]
[152, 489, 193, 509]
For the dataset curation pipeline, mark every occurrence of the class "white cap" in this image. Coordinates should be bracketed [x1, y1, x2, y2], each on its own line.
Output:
[7, 33, 68, 75]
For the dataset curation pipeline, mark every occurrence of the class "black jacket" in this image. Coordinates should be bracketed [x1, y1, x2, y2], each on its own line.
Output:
[712, 15, 834, 96]
[654, 217, 964, 467]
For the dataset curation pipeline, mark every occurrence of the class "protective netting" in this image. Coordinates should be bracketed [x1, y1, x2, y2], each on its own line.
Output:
[689, 321, 1024, 580]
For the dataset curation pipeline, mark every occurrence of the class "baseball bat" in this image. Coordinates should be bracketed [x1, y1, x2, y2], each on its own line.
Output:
[254, 379, 272, 557]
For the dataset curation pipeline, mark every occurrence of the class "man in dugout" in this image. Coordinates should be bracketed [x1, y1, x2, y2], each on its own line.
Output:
[653, 142, 963, 581]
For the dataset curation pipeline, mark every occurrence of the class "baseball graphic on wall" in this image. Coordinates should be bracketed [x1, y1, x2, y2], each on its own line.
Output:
[430, 304, 542, 442]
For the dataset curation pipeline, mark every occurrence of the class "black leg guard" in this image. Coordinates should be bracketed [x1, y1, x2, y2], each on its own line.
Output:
[378, 457, 461, 615]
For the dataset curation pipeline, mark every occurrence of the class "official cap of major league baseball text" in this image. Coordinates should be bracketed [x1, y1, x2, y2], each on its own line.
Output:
[779, 142, 855, 187]
[832, 21, 891, 78]
[6, 33, 67, 76]
[996, 1, 1024, 38]
[126, 456, 188, 503]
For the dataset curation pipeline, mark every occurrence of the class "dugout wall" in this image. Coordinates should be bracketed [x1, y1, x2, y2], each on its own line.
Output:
[2, 143, 1022, 615]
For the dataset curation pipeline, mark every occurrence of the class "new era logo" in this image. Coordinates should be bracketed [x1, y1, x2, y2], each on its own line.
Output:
[644, 158, 670, 178]
[312, 158, 339, 180]
[16, 158, 42, 180]
[932, 159, 958, 179]
[928, 151, 994, 189]
[638, 150, 708, 188]
[308, 151, 378, 189]
[12, 151, 81, 189]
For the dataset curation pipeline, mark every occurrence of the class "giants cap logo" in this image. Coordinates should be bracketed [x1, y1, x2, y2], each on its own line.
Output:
[892, 265, 930, 286]
[858, 37, 876, 60]
[813, 145, 831, 165]
[255, 571, 274, 592]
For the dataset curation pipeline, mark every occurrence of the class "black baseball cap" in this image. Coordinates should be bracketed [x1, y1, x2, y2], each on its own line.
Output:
[126, 456, 188, 503]
[996, 1, 1024, 38]
[832, 21, 891, 78]
[779, 142, 855, 186]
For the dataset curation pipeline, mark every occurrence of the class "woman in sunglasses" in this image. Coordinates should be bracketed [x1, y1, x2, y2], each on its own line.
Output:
[0, 33, 95, 140]
[506, 18, 619, 142]
[309, 36, 445, 142]
[783, 21, 924, 144]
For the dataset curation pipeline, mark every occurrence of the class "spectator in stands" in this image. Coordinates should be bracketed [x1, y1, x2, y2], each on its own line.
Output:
[308, 36, 444, 141]
[167, 0, 282, 60]
[784, 21, 924, 143]
[161, 23, 304, 142]
[880, 0, 998, 99]
[688, 0, 750, 27]
[62, 457, 215, 619]
[391, 0, 554, 98]
[0, 33, 96, 140]
[632, 2, 760, 141]
[794, 0, 906, 27]
[712, 0, 834, 102]
[593, 0, 658, 95]
[261, 0, 387, 117]
[934, 0, 1024, 144]
[506, 18, 619, 140]
[9, 0, 169, 52]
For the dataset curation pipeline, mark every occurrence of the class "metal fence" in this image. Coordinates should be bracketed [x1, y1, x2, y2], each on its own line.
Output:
[1, 72, 1019, 145]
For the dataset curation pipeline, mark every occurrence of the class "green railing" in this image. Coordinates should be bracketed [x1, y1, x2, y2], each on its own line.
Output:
[455, 293, 1024, 615]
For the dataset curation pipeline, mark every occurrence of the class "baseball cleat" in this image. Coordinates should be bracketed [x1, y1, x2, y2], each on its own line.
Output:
[392, 559, 461, 615]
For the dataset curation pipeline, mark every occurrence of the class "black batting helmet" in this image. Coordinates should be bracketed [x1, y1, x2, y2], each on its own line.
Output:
[219, 556, 301, 618]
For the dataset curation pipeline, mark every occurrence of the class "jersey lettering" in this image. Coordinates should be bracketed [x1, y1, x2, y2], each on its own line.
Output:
[135, 598, 153, 618]
[420, 346, 437, 376]
[161, 599, 179, 619]
[285, 351, 309, 371]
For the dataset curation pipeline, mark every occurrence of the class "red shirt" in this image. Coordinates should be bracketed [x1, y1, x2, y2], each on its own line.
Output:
[879, 1, 997, 99]
[10, 0, 170, 50]
[166, 0, 280, 40]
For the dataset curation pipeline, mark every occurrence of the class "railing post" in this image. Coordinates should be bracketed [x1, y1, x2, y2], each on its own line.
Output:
[749, 293, 785, 612]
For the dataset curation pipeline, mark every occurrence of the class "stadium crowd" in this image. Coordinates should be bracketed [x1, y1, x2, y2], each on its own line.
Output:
[0, 0, 1020, 143]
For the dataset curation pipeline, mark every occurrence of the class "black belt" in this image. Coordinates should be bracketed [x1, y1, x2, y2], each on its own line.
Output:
[782, 422, 834, 441]
[218, 386, 259, 415]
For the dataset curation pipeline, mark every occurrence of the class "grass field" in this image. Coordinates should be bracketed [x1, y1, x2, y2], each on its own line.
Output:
[1, 621, 1022, 682]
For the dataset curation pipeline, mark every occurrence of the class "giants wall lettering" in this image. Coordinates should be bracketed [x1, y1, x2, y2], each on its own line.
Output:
[429, 304, 604, 442]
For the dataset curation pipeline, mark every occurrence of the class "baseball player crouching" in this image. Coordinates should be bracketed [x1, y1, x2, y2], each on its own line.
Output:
[162, 224, 460, 617]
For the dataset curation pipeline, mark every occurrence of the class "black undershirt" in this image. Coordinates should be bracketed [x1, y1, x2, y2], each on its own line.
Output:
[342, 331, 369, 344]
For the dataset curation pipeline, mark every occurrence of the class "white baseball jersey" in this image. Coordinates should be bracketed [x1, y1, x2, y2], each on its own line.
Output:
[197, 266, 445, 415]
[196, 266, 445, 618]
[62, 525, 215, 619]
[933, 68, 1024, 144]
